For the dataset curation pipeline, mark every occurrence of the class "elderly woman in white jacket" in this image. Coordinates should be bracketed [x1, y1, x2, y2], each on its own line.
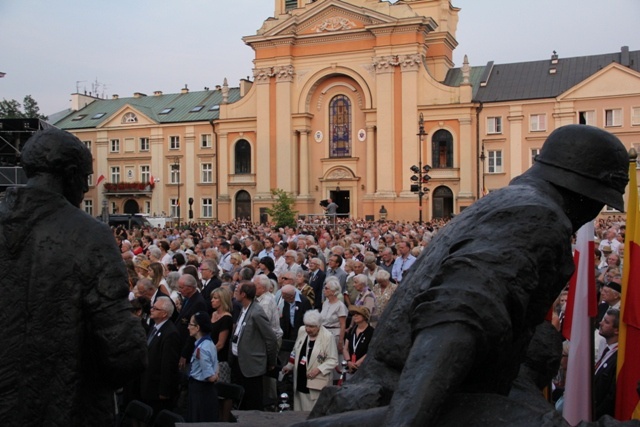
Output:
[282, 309, 338, 411]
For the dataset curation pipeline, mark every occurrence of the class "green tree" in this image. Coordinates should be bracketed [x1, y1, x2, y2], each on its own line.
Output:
[265, 188, 298, 228]
[0, 95, 48, 120]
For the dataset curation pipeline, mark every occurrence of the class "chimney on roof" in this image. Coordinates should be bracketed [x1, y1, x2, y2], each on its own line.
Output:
[215, 85, 221, 90]
[181, 84, 189, 94]
[549, 50, 558, 74]
[134, 92, 147, 98]
[154, 90, 163, 96]
[112, 94, 119, 100]
[621, 46, 630, 67]
[222, 78, 229, 104]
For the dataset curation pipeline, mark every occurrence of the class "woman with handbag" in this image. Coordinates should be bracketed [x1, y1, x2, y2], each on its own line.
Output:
[281, 310, 338, 411]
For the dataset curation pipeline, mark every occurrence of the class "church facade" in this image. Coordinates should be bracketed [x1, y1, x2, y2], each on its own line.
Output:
[55, 0, 640, 223]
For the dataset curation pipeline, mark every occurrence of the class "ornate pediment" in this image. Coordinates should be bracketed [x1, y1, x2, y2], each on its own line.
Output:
[261, 1, 394, 38]
[97, 105, 158, 129]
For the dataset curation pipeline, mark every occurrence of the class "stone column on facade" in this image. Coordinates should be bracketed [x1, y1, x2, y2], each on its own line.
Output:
[299, 129, 311, 198]
[373, 55, 396, 198]
[253, 67, 272, 199]
[275, 64, 294, 193]
[508, 105, 524, 178]
[457, 117, 474, 199]
[365, 125, 376, 195]
[399, 54, 422, 198]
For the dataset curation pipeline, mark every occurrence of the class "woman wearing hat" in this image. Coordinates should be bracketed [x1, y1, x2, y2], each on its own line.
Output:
[187, 311, 219, 422]
[281, 310, 338, 411]
[343, 305, 374, 377]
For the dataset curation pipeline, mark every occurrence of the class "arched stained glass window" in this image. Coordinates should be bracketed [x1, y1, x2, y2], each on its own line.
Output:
[235, 139, 251, 174]
[329, 95, 351, 158]
[431, 130, 454, 168]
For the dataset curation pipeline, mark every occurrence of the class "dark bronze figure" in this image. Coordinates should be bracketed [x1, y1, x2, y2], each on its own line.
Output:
[305, 125, 629, 426]
[0, 128, 147, 426]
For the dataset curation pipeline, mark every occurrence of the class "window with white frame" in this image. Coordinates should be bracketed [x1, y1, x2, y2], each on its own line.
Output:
[122, 112, 138, 123]
[487, 150, 503, 173]
[84, 199, 93, 215]
[578, 110, 595, 125]
[170, 198, 178, 217]
[111, 202, 117, 214]
[487, 117, 502, 134]
[201, 163, 213, 183]
[83, 140, 92, 151]
[87, 174, 93, 187]
[202, 198, 213, 218]
[530, 114, 546, 132]
[201, 134, 212, 148]
[632, 107, 640, 126]
[139, 137, 149, 152]
[170, 164, 180, 184]
[110, 139, 120, 153]
[531, 148, 540, 166]
[169, 136, 180, 150]
[634, 143, 640, 169]
[144, 201, 151, 214]
[140, 165, 150, 184]
[605, 109, 622, 127]
[110, 166, 120, 183]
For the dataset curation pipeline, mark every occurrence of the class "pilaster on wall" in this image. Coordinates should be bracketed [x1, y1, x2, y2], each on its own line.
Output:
[275, 65, 294, 192]
[458, 117, 474, 199]
[95, 131, 109, 214]
[150, 128, 164, 215]
[218, 132, 229, 198]
[253, 67, 272, 197]
[185, 126, 195, 203]
[508, 106, 524, 179]
[400, 55, 421, 194]
[373, 55, 396, 197]
[298, 129, 311, 197]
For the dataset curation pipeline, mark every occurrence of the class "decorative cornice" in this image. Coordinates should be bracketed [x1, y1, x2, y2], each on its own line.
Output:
[372, 54, 424, 73]
[253, 65, 295, 83]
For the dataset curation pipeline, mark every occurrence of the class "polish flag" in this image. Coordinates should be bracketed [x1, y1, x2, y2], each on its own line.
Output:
[96, 174, 105, 186]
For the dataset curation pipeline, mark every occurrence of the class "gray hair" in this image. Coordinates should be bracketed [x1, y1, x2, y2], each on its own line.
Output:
[303, 309, 323, 327]
[155, 296, 174, 318]
[324, 277, 341, 296]
[374, 269, 391, 282]
[148, 246, 162, 260]
[180, 274, 197, 288]
[253, 274, 271, 291]
[310, 257, 324, 270]
[166, 272, 181, 292]
[354, 274, 369, 286]
[137, 277, 155, 292]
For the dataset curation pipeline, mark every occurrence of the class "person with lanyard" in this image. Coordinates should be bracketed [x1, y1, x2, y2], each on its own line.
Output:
[187, 311, 219, 422]
[343, 305, 374, 379]
[281, 310, 338, 411]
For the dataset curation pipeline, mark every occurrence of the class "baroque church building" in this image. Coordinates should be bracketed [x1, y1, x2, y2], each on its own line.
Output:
[55, 0, 640, 223]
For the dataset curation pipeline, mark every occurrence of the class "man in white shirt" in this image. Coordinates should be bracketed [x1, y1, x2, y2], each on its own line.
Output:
[392, 241, 416, 284]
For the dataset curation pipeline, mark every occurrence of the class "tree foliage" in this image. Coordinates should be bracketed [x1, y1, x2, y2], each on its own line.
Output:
[265, 188, 298, 228]
[0, 95, 48, 120]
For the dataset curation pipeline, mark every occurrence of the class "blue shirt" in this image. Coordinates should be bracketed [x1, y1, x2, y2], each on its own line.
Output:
[190, 336, 218, 381]
[392, 254, 416, 283]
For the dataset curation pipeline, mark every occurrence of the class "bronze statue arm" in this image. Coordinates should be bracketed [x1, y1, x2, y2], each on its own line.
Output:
[384, 322, 477, 426]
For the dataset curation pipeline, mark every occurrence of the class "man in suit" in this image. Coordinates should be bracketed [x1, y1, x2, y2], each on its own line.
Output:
[200, 259, 221, 313]
[280, 284, 312, 341]
[230, 281, 278, 411]
[594, 308, 619, 419]
[309, 257, 327, 310]
[175, 274, 208, 368]
[141, 296, 181, 419]
[136, 278, 179, 323]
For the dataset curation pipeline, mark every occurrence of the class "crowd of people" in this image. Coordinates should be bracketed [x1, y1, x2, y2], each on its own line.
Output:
[119, 212, 626, 422]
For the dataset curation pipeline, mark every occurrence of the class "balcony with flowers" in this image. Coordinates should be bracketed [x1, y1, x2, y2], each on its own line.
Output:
[103, 181, 155, 196]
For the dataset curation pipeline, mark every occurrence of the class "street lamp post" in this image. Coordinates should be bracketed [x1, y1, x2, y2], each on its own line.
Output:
[410, 113, 431, 224]
[172, 156, 181, 224]
[479, 144, 486, 198]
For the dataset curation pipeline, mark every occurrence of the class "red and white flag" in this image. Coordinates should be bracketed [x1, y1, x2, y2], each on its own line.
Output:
[96, 174, 105, 186]
[562, 222, 596, 425]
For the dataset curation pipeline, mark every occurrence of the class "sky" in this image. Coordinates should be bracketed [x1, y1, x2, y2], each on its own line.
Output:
[1, 0, 637, 117]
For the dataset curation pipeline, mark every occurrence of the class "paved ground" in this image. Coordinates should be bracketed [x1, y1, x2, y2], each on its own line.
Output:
[176, 410, 310, 426]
